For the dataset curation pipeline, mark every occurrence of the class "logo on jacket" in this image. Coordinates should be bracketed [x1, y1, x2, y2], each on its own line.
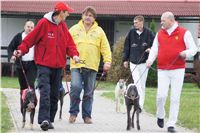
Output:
[131, 43, 138, 47]
[142, 42, 148, 46]
[175, 36, 179, 40]
[48, 31, 55, 38]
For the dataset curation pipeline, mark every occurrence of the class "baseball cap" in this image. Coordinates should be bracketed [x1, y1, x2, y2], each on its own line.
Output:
[54, 2, 74, 12]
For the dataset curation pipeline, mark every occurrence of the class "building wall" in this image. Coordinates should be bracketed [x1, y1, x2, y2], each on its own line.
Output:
[1, 16, 199, 65]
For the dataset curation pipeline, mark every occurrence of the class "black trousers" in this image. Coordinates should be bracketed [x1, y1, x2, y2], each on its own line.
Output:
[17, 60, 37, 114]
[37, 65, 62, 124]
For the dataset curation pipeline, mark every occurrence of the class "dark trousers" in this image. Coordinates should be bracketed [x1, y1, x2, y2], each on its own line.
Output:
[17, 60, 37, 114]
[37, 65, 62, 124]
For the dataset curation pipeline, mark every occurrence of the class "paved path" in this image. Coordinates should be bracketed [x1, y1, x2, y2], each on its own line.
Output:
[2, 87, 195, 133]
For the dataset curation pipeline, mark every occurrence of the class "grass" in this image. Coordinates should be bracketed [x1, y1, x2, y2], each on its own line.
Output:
[100, 82, 200, 131]
[1, 76, 199, 131]
[1, 76, 19, 89]
[1, 92, 14, 133]
[96, 81, 116, 91]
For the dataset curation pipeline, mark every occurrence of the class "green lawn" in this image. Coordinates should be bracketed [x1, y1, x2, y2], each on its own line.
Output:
[96, 81, 117, 91]
[100, 82, 200, 132]
[1, 77, 17, 133]
[1, 76, 19, 89]
[1, 92, 14, 133]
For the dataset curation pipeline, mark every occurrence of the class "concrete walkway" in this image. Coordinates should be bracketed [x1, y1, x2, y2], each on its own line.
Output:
[2, 87, 195, 133]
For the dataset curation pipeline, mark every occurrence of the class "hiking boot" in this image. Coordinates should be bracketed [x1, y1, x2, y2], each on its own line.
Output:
[40, 120, 49, 131]
[83, 117, 92, 124]
[48, 122, 54, 129]
[69, 115, 76, 123]
[168, 127, 176, 133]
[157, 118, 164, 128]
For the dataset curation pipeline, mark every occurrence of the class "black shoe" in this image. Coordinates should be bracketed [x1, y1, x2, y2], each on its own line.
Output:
[157, 118, 164, 128]
[40, 120, 49, 131]
[168, 127, 176, 133]
[48, 122, 54, 129]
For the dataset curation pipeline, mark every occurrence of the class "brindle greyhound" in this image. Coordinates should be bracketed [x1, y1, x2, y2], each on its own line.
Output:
[21, 88, 37, 129]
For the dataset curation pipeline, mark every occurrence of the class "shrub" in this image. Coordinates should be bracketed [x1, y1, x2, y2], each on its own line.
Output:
[146, 19, 157, 87]
[107, 37, 133, 84]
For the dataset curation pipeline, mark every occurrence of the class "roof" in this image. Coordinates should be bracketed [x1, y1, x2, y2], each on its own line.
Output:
[1, 1, 200, 17]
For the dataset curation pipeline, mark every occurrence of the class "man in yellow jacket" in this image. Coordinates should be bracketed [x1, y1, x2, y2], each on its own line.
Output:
[68, 6, 112, 124]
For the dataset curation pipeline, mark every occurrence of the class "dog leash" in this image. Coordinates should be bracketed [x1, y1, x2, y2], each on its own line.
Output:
[125, 51, 147, 83]
[18, 58, 32, 91]
[134, 54, 184, 85]
[64, 59, 107, 102]
[149, 54, 184, 72]
[77, 59, 107, 90]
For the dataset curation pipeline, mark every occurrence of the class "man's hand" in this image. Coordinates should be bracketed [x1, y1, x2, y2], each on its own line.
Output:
[145, 48, 151, 53]
[11, 55, 17, 61]
[123, 61, 129, 68]
[13, 50, 22, 58]
[179, 51, 186, 59]
[73, 55, 80, 63]
[146, 60, 152, 68]
[103, 62, 111, 71]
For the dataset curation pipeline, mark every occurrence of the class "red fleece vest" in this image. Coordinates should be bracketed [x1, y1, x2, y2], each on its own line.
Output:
[157, 26, 186, 70]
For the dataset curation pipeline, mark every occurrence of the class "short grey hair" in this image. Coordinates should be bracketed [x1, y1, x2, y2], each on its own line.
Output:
[161, 11, 175, 20]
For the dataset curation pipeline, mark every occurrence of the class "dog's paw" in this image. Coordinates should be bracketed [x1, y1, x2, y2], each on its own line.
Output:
[137, 125, 140, 130]
[132, 123, 134, 128]
[126, 126, 130, 130]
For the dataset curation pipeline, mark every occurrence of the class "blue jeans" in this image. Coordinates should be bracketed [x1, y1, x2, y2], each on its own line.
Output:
[69, 68, 97, 119]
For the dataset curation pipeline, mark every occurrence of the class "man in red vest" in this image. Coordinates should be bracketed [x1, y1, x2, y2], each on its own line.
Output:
[146, 12, 197, 133]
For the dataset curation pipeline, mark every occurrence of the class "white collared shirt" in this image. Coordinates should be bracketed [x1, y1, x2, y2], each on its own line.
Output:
[21, 32, 34, 61]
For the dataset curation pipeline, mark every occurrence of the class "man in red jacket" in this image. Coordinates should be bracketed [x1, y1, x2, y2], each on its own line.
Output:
[14, 2, 79, 131]
[146, 12, 197, 133]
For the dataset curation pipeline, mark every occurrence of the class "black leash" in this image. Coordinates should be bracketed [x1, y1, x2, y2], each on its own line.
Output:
[18, 58, 32, 91]
[64, 59, 107, 102]
[125, 51, 147, 83]
[134, 67, 148, 85]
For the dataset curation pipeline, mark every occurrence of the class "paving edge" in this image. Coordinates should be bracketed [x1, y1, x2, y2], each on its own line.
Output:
[2, 90, 19, 133]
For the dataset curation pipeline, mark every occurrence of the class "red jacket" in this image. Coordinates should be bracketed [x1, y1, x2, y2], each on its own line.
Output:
[18, 14, 79, 68]
[157, 26, 186, 69]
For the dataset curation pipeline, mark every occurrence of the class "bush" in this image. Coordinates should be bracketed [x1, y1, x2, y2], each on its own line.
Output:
[107, 37, 133, 84]
[146, 62, 157, 87]
[146, 19, 157, 87]
[107, 36, 157, 86]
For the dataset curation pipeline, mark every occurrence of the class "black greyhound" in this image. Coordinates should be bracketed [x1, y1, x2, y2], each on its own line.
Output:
[125, 84, 141, 130]
[58, 77, 70, 120]
[21, 88, 37, 129]
[58, 88, 68, 119]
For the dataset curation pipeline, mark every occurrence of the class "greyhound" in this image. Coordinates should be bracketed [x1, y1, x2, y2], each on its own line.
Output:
[21, 88, 37, 129]
[125, 84, 141, 130]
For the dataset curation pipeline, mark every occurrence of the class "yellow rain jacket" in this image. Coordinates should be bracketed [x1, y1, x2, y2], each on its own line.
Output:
[69, 20, 112, 72]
